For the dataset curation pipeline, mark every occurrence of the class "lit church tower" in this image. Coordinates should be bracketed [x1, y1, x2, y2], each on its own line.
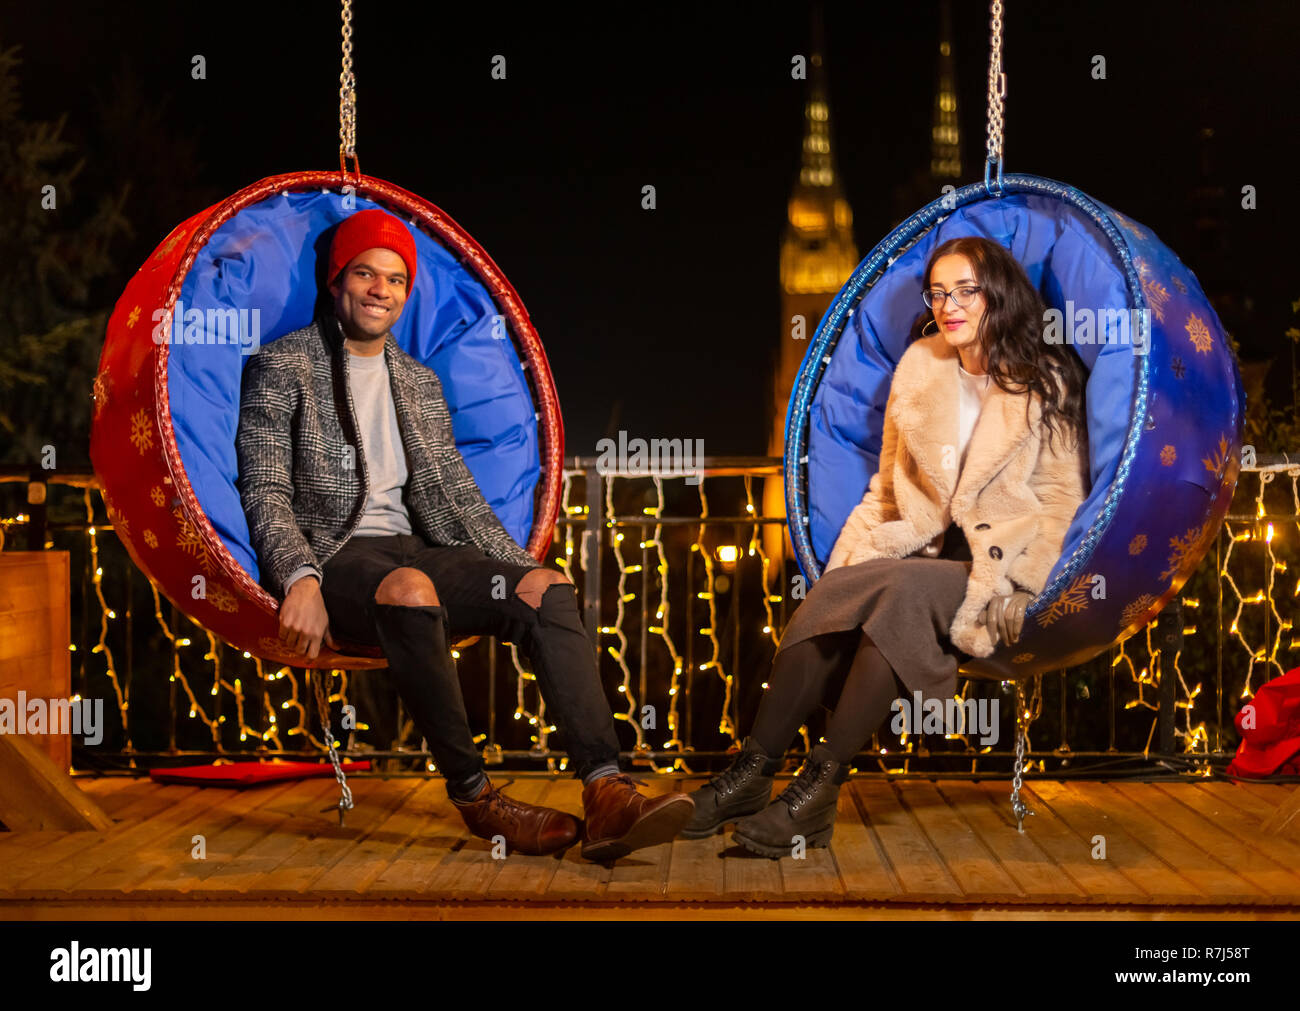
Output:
[765, 3, 962, 577]
[895, 0, 962, 220]
[762, 15, 858, 572]
[932, 0, 962, 181]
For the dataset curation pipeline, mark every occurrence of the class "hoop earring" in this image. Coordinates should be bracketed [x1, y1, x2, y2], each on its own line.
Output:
[921, 318, 939, 338]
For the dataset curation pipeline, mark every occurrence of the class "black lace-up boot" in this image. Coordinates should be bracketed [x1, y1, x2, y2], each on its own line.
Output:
[732, 745, 849, 858]
[680, 736, 781, 838]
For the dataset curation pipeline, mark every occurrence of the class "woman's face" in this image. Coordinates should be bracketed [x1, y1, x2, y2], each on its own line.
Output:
[927, 253, 986, 356]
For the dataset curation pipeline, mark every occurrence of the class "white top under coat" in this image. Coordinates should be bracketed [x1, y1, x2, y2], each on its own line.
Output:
[957, 362, 993, 472]
[347, 348, 414, 539]
[914, 362, 994, 558]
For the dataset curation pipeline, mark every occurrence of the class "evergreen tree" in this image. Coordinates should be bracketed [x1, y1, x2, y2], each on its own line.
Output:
[0, 41, 129, 466]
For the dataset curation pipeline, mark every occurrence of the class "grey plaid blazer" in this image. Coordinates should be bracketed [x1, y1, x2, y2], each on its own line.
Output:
[235, 315, 538, 598]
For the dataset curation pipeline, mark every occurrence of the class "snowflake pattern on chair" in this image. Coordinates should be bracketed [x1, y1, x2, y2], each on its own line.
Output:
[1142, 278, 1171, 324]
[1120, 593, 1159, 631]
[173, 504, 216, 576]
[1202, 434, 1230, 480]
[205, 582, 239, 614]
[1034, 572, 1094, 627]
[257, 636, 305, 664]
[1160, 520, 1216, 584]
[92, 371, 110, 420]
[1185, 313, 1213, 354]
[129, 409, 154, 455]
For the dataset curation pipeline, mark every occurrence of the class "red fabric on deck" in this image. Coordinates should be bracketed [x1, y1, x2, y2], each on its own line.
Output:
[149, 760, 371, 787]
[1228, 667, 1300, 778]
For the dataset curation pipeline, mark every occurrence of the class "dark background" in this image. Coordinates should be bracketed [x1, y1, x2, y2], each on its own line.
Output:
[6, 0, 1296, 456]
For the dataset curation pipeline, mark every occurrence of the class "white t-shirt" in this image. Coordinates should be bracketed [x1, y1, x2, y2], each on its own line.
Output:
[957, 362, 994, 471]
[346, 348, 414, 538]
[914, 362, 994, 559]
[281, 347, 413, 594]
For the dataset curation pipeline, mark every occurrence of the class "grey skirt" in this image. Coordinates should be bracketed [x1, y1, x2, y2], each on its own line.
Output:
[779, 522, 976, 698]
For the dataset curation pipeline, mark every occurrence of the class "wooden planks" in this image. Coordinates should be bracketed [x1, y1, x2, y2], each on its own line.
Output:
[308, 778, 453, 897]
[1, 784, 206, 897]
[1029, 779, 1203, 903]
[898, 781, 1024, 902]
[995, 782, 1143, 904]
[542, 778, 611, 900]
[56, 781, 305, 898]
[829, 777, 900, 900]
[5, 774, 1300, 911]
[366, 780, 474, 896]
[1111, 781, 1300, 898]
[75, 776, 165, 817]
[1068, 781, 1262, 903]
[852, 780, 963, 901]
[0, 783, 201, 894]
[934, 782, 1084, 903]
[594, 777, 679, 901]
[222, 778, 424, 899]
[664, 823, 724, 902]
[132, 778, 342, 897]
[0, 733, 114, 831]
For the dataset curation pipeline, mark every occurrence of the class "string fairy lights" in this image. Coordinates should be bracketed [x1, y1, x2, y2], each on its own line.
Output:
[85, 490, 131, 750]
[3, 459, 1293, 775]
[644, 475, 690, 770]
[743, 474, 781, 649]
[692, 478, 735, 741]
[602, 471, 648, 749]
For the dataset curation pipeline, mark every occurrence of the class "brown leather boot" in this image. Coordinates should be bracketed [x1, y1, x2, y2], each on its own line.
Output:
[451, 780, 579, 856]
[580, 773, 695, 862]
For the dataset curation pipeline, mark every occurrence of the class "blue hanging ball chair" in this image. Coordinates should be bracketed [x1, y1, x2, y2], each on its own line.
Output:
[785, 174, 1245, 679]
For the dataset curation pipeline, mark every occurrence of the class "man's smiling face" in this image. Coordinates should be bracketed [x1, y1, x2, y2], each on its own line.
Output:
[329, 247, 409, 343]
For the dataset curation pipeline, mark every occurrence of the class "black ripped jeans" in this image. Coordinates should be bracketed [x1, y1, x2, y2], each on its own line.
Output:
[319, 534, 621, 784]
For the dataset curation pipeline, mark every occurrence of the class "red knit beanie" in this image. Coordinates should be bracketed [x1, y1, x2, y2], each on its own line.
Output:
[327, 209, 418, 290]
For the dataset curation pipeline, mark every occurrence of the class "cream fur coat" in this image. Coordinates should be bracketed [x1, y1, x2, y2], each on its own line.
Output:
[825, 334, 1090, 658]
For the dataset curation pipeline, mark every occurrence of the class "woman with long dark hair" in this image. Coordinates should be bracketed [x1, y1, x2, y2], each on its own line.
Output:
[683, 236, 1090, 857]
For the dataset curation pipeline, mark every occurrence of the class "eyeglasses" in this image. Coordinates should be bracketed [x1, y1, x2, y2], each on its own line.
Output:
[921, 285, 983, 310]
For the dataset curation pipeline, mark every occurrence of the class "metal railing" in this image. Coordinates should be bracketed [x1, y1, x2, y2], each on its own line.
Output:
[0, 455, 1291, 777]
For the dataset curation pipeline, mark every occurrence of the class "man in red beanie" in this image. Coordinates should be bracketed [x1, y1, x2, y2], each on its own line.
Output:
[235, 207, 693, 861]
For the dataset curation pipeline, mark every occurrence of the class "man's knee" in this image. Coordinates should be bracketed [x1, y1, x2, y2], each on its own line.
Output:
[375, 567, 440, 607]
[514, 568, 571, 612]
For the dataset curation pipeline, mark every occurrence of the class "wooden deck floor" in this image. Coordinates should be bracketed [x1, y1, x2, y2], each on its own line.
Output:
[2, 774, 1299, 919]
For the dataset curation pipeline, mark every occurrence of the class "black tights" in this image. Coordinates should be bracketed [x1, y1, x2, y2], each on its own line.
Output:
[750, 630, 906, 764]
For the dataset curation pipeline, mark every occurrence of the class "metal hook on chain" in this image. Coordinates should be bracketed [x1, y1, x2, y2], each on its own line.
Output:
[984, 0, 1007, 197]
[1009, 678, 1037, 833]
[338, 0, 362, 185]
[313, 668, 355, 827]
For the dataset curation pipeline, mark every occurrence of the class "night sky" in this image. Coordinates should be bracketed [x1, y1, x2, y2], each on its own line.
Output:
[9, 0, 1297, 456]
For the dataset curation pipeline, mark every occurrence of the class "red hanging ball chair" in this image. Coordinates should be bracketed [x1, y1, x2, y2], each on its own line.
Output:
[91, 170, 564, 670]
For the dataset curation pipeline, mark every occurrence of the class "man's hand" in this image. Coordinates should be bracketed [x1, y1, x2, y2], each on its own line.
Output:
[981, 590, 1034, 647]
[279, 576, 337, 660]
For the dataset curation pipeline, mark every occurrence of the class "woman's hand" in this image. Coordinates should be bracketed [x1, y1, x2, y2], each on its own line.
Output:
[981, 590, 1034, 646]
